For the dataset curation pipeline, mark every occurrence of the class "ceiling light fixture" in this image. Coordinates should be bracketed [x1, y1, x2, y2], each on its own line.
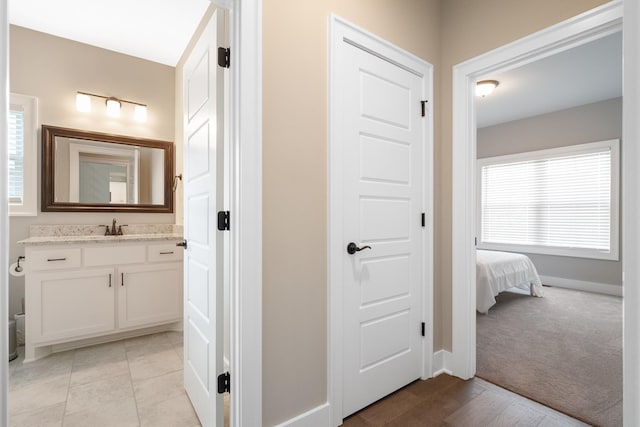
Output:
[476, 80, 499, 97]
[76, 91, 148, 122]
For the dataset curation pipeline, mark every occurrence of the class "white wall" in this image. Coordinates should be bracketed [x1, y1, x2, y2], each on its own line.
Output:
[8, 26, 176, 317]
[477, 97, 623, 287]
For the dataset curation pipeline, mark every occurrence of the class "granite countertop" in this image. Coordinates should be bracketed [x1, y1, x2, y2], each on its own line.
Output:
[18, 224, 183, 246]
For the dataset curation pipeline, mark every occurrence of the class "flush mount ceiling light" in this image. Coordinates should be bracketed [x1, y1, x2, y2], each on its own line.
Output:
[76, 91, 148, 122]
[476, 80, 500, 97]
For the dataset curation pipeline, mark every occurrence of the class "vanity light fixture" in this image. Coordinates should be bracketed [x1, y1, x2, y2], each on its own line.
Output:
[105, 97, 121, 117]
[134, 104, 148, 122]
[76, 91, 148, 122]
[76, 92, 91, 112]
[476, 80, 499, 97]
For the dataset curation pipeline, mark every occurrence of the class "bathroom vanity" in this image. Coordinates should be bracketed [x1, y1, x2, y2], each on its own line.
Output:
[19, 224, 184, 362]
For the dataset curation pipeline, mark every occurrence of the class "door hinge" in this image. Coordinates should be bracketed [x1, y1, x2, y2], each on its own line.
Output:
[217, 211, 230, 231]
[421, 100, 428, 117]
[475, 237, 478, 246]
[218, 47, 230, 68]
[217, 372, 230, 394]
[421, 322, 426, 337]
[421, 212, 426, 227]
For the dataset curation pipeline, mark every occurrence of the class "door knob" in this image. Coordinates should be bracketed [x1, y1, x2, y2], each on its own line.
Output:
[176, 240, 188, 249]
[347, 242, 372, 255]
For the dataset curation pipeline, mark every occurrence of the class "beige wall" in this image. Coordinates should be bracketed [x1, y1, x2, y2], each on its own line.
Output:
[263, 1, 441, 424]
[477, 97, 623, 286]
[9, 26, 175, 317]
[438, 0, 612, 351]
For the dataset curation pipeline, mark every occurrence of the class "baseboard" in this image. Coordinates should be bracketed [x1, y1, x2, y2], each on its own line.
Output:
[540, 275, 622, 297]
[432, 350, 453, 376]
[48, 321, 182, 354]
[273, 402, 331, 427]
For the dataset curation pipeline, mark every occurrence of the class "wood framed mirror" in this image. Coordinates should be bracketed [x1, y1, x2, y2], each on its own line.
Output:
[42, 125, 174, 213]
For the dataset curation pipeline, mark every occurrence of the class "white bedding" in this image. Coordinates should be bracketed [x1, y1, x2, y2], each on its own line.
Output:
[476, 250, 544, 313]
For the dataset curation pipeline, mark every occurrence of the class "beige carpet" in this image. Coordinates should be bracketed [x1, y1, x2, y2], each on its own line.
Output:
[476, 286, 622, 427]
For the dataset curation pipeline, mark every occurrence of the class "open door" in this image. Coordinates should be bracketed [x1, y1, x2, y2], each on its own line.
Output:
[182, 9, 226, 427]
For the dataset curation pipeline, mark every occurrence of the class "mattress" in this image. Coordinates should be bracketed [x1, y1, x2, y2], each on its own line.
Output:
[476, 250, 544, 313]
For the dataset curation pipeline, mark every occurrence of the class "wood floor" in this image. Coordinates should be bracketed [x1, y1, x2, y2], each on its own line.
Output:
[342, 375, 590, 427]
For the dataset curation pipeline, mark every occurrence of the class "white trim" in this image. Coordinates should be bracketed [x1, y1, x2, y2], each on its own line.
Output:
[328, 15, 434, 427]
[539, 275, 622, 297]
[432, 350, 453, 377]
[1, 0, 9, 424]
[623, 1, 640, 424]
[451, 1, 623, 381]
[273, 403, 331, 427]
[477, 139, 620, 261]
[224, 1, 262, 426]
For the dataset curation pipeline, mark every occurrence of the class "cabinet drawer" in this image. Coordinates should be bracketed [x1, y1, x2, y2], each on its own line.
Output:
[29, 248, 81, 271]
[148, 243, 184, 263]
[84, 245, 146, 266]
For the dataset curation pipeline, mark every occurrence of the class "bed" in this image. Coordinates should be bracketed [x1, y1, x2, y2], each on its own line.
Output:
[476, 250, 544, 313]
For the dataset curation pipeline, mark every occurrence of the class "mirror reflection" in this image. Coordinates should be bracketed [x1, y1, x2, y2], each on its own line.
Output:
[42, 125, 174, 213]
[54, 138, 165, 205]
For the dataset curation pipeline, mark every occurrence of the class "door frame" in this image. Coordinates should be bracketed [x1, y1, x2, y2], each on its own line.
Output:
[207, 1, 263, 425]
[449, 4, 640, 424]
[0, 1, 262, 426]
[328, 15, 434, 426]
[1, 0, 9, 423]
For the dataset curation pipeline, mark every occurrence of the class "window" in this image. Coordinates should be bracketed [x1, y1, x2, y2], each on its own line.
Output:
[478, 139, 619, 260]
[8, 94, 37, 216]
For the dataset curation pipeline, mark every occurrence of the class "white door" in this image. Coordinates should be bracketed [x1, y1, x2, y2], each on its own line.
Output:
[182, 9, 226, 427]
[338, 39, 427, 417]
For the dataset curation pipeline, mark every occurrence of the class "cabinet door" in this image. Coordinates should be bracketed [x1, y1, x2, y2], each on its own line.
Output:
[118, 263, 183, 329]
[31, 268, 116, 343]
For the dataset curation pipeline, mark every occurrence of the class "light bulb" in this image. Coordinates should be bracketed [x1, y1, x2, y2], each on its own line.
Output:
[106, 98, 121, 117]
[134, 105, 148, 122]
[76, 93, 91, 112]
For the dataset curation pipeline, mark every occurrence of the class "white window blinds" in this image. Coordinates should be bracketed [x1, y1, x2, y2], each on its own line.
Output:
[479, 140, 619, 260]
[9, 93, 38, 216]
[8, 107, 25, 204]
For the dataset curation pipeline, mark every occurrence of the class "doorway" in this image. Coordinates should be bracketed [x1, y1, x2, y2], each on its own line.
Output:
[450, 0, 623, 378]
[0, 1, 262, 426]
[473, 32, 623, 425]
[450, 1, 636, 424]
[328, 15, 434, 426]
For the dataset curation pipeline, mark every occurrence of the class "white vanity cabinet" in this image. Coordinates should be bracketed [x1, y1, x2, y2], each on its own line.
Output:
[24, 240, 183, 361]
[31, 267, 116, 343]
[118, 262, 183, 329]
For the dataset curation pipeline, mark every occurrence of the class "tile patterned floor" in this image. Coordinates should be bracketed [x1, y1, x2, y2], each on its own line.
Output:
[8, 331, 202, 427]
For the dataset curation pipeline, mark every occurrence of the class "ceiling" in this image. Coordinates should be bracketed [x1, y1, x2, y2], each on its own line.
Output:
[7, 2, 622, 116]
[8, 0, 211, 66]
[476, 32, 622, 128]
